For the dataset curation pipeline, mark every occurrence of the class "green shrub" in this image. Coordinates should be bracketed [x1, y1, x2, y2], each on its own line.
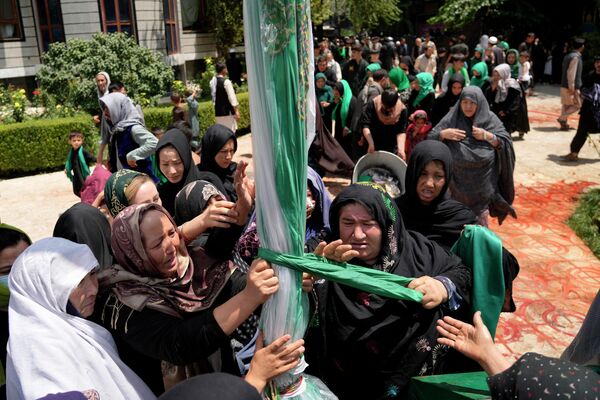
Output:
[0, 116, 98, 175]
[37, 32, 174, 115]
[143, 92, 250, 136]
[0, 93, 250, 175]
[568, 188, 600, 260]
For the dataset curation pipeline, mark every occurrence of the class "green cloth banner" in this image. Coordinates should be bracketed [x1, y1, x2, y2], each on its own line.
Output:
[258, 248, 424, 303]
[451, 225, 504, 339]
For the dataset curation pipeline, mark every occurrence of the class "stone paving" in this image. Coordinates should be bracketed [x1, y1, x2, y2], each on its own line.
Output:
[1, 84, 600, 361]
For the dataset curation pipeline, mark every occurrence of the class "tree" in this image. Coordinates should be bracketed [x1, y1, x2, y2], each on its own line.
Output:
[36, 33, 174, 115]
[311, 0, 333, 26]
[336, 0, 402, 32]
[428, 0, 506, 29]
[206, 0, 244, 56]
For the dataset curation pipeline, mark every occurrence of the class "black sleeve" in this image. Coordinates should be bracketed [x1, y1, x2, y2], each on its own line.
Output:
[360, 99, 375, 129]
[397, 108, 408, 133]
[506, 88, 521, 114]
[83, 149, 96, 164]
[440, 252, 472, 306]
[204, 224, 244, 260]
[421, 92, 436, 116]
[107, 301, 230, 365]
[348, 97, 361, 134]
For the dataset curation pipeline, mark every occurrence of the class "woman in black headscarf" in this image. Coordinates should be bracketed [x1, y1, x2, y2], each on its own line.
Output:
[428, 86, 516, 226]
[397, 141, 520, 312]
[431, 72, 466, 126]
[53, 202, 113, 269]
[397, 140, 476, 250]
[198, 124, 238, 201]
[174, 179, 246, 260]
[311, 184, 471, 399]
[156, 128, 206, 215]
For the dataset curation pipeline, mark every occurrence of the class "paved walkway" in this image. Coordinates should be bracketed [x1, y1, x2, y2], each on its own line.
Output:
[1, 84, 599, 361]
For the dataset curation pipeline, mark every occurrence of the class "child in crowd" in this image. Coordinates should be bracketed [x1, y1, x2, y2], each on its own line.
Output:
[64, 131, 95, 198]
[151, 127, 164, 140]
[404, 110, 432, 160]
[171, 90, 200, 140]
[185, 88, 200, 139]
[518, 51, 532, 92]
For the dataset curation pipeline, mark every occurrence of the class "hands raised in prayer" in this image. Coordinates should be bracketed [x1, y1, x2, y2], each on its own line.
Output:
[245, 332, 305, 393]
[408, 276, 448, 309]
[314, 239, 359, 263]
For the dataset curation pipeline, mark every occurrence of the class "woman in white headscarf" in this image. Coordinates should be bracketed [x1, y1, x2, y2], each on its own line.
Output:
[6, 237, 156, 400]
[95, 71, 112, 166]
[484, 63, 530, 137]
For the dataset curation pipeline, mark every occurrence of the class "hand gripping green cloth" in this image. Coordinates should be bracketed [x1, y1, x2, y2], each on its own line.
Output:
[258, 248, 423, 303]
[451, 224, 504, 338]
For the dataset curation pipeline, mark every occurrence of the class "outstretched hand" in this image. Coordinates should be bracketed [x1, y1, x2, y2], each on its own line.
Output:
[436, 311, 512, 376]
[245, 332, 304, 393]
[314, 239, 359, 263]
[234, 160, 254, 224]
[436, 311, 494, 363]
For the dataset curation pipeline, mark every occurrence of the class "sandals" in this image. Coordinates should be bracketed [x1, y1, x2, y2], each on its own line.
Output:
[561, 153, 579, 162]
[557, 118, 570, 131]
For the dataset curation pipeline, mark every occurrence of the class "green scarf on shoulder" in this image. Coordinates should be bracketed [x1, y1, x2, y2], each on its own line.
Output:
[64, 147, 90, 182]
[451, 225, 504, 338]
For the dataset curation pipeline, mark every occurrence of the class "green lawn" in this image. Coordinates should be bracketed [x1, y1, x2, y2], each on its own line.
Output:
[568, 188, 600, 259]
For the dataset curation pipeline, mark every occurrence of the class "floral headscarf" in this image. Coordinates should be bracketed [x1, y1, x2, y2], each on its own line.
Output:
[100, 203, 230, 317]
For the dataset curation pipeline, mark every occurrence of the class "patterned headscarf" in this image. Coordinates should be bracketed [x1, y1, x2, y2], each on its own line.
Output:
[101, 203, 230, 317]
[104, 169, 148, 217]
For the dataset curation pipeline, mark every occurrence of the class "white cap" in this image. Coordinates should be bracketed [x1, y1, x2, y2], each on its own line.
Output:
[488, 36, 498, 45]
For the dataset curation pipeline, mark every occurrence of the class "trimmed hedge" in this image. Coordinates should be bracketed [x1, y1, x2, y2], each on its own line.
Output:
[144, 92, 250, 135]
[0, 93, 250, 176]
[0, 116, 98, 175]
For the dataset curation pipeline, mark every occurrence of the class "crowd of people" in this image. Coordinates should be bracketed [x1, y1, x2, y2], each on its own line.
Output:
[1, 28, 600, 400]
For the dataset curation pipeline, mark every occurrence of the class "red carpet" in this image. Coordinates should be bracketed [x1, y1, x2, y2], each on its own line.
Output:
[489, 181, 600, 361]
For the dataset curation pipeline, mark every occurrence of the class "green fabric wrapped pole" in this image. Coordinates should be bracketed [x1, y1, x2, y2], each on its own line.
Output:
[259, 248, 423, 303]
[451, 225, 504, 338]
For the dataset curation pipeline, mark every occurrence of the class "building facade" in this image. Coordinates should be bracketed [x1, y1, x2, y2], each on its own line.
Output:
[0, 0, 217, 88]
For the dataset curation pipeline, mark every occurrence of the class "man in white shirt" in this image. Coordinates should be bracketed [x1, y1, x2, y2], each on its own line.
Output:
[210, 62, 240, 132]
[415, 44, 437, 76]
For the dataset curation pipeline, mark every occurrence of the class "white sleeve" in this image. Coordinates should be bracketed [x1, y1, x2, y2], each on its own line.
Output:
[224, 79, 239, 107]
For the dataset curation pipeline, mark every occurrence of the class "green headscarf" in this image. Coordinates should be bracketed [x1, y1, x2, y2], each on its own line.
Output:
[413, 72, 434, 107]
[315, 73, 334, 114]
[104, 169, 147, 217]
[64, 147, 91, 182]
[447, 66, 471, 87]
[366, 63, 382, 73]
[333, 80, 353, 129]
[506, 49, 520, 79]
[500, 41, 510, 51]
[470, 61, 489, 88]
[389, 67, 410, 91]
